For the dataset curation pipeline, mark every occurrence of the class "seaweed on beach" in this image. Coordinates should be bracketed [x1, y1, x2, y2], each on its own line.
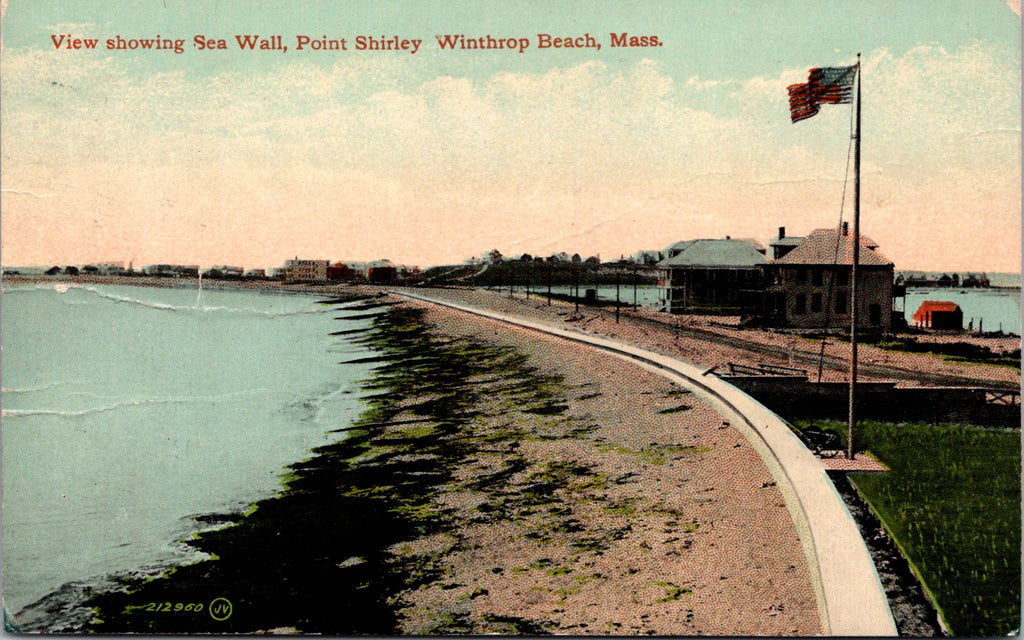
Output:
[77, 306, 571, 634]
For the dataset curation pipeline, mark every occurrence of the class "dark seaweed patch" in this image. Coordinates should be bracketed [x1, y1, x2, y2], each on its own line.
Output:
[658, 404, 692, 414]
[329, 326, 372, 336]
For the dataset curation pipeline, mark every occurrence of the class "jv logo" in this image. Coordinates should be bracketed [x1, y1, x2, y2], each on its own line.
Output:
[209, 597, 233, 621]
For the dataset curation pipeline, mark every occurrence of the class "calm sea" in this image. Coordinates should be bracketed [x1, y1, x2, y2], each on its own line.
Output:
[1, 284, 378, 615]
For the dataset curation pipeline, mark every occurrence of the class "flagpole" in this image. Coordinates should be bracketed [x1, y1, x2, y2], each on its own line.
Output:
[847, 53, 861, 460]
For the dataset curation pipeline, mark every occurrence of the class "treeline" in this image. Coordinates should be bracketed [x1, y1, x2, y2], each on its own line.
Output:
[426, 260, 659, 288]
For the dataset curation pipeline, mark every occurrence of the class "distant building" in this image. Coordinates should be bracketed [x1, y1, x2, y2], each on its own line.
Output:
[767, 227, 804, 260]
[631, 250, 663, 265]
[244, 268, 267, 279]
[327, 262, 353, 281]
[348, 260, 395, 278]
[141, 264, 200, 277]
[367, 265, 397, 284]
[912, 301, 963, 330]
[762, 226, 894, 330]
[202, 265, 245, 278]
[81, 261, 127, 276]
[277, 258, 329, 281]
[898, 272, 991, 288]
[656, 238, 766, 314]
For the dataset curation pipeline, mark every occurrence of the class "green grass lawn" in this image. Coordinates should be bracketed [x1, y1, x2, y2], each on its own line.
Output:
[797, 419, 1021, 636]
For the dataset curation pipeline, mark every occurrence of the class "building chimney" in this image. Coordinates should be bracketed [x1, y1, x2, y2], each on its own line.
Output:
[778, 226, 785, 239]
[842, 222, 849, 236]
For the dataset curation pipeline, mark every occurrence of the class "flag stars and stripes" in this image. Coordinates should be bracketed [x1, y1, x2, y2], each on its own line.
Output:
[787, 64, 857, 123]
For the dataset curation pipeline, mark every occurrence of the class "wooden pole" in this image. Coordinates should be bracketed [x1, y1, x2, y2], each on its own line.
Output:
[616, 271, 621, 323]
[633, 266, 638, 309]
[547, 264, 552, 305]
[574, 269, 579, 313]
[848, 54, 861, 461]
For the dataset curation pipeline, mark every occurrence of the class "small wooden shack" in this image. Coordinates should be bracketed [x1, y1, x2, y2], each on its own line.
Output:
[912, 301, 963, 330]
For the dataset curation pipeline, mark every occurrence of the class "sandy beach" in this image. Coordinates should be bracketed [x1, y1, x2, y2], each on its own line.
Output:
[388, 301, 821, 635]
[40, 285, 825, 635]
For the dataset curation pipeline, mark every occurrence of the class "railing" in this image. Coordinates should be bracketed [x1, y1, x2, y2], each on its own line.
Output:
[985, 390, 1021, 406]
[715, 362, 808, 377]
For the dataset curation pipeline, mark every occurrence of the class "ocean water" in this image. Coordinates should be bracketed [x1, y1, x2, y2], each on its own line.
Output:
[1, 284, 378, 615]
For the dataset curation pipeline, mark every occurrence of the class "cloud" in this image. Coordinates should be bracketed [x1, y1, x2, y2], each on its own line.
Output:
[1, 40, 1019, 270]
[686, 75, 731, 90]
[43, 22, 100, 36]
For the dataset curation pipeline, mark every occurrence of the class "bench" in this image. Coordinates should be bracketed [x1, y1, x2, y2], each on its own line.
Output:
[799, 427, 841, 458]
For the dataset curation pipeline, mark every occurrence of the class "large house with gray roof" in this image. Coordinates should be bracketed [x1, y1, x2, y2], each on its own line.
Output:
[656, 238, 766, 314]
[762, 226, 895, 330]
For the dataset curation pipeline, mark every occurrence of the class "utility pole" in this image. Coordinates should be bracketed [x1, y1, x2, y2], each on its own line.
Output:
[547, 264, 552, 305]
[574, 269, 579, 313]
[847, 53, 862, 461]
[615, 271, 621, 323]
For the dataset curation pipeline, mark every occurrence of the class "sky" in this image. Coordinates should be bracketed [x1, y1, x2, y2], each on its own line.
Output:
[1, 0, 1020, 272]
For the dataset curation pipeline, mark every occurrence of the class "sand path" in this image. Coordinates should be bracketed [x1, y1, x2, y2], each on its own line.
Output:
[385, 301, 821, 635]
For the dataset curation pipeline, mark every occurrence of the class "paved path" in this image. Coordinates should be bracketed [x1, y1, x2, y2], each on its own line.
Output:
[396, 290, 898, 637]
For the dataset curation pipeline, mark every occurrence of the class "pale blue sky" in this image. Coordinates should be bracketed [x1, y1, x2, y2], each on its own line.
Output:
[1, 1, 1020, 270]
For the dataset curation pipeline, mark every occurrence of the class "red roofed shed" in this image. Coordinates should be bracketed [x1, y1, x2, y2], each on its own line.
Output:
[912, 301, 963, 330]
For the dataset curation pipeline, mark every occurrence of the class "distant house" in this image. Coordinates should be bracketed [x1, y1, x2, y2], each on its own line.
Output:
[767, 227, 804, 260]
[348, 259, 396, 279]
[141, 264, 200, 277]
[367, 265, 397, 284]
[912, 301, 963, 330]
[277, 258, 329, 281]
[762, 226, 894, 330]
[202, 265, 244, 279]
[327, 262, 353, 281]
[656, 238, 766, 314]
[82, 262, 126, 276]
[631, 250, 663, 265]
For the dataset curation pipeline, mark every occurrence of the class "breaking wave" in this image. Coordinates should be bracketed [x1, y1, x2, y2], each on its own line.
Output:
[69, 285, 325, 318]
[2, 389, 284, 419]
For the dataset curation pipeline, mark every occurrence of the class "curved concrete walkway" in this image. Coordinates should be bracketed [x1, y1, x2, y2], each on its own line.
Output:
[396, 290, 897, 636]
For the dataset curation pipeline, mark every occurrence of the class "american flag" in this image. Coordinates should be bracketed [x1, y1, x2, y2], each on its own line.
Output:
[787, 65, 857, 123]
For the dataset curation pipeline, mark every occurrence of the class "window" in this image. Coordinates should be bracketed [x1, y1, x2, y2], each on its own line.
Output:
[795, 293, 806, 314]
[811, 293, 823, 312]
[772, 292, 786, 313]
[869, 304, 882, 326]
[796, 268, 807, 284]
[835, 291, 847, 314]
[812, 268, 823, 286]
[837, 268, 848, 285]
